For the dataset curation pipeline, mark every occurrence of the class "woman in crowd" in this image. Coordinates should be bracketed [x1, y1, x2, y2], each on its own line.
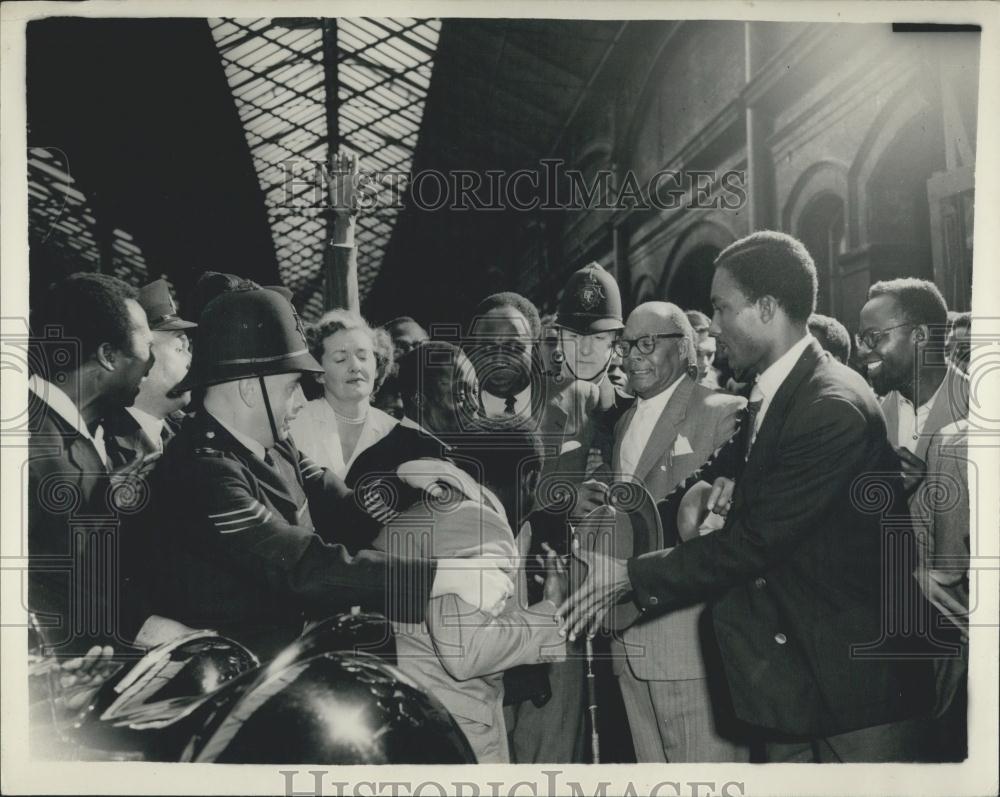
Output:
[290, 309, 397, 478]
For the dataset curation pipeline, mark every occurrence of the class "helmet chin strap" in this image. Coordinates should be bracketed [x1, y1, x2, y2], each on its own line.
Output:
[258, 375, 280, 447]
[556, 329, 614, 386]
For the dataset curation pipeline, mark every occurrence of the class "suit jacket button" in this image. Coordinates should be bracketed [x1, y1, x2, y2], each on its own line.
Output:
[774, 632, 787, 645]
[649, 596, 659, 606]
[754, 576, 767, 589]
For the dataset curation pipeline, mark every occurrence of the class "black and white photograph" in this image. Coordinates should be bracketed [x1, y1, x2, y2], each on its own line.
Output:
[1, 2, 998, 795]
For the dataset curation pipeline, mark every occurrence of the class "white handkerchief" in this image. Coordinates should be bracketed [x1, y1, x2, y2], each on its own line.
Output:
[559, 440, 583, 454]
[671, 434, 694, 456]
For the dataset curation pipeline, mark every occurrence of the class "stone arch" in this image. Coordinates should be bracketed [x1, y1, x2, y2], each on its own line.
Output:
[659, 217, 738, 313]
[782, 159, 849, 234]
[849, 83, 936, 249]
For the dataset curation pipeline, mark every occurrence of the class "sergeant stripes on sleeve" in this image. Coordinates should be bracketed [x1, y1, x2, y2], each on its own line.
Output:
[208, 500, 274, 534]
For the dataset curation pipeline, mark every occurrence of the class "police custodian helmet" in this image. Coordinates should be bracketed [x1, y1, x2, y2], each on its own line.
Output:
[554, 262, 624, 335]
[171, 287, 322, 397]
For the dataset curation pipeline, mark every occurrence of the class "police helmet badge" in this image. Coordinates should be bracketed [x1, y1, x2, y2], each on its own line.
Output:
[578, 276, 606, 311]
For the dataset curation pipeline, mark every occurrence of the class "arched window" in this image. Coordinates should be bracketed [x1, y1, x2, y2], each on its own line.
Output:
[797, 193, 846, 316]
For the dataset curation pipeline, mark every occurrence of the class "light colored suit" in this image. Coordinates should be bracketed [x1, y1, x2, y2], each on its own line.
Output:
[373, 462, 566, 763]
[611, 375, 748, 762]
[880, 366, 968, 461]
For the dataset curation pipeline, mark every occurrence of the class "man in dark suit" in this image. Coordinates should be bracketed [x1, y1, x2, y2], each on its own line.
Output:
[104, 279, 197, 469]
[146, 289, 512, 661]
[559, 231, 933, 762]
[28, 273, 155, 655]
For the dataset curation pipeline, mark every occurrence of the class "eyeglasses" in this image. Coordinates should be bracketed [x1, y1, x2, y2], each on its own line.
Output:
[855, 323, 914, 350]
[614, 333, 685, 358]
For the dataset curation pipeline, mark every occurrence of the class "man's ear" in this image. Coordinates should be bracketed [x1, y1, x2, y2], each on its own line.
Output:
[757, 296, 777, 324]
[913, 324, 929, 345]
[237, 378, 259, 408]
[95, 342, 117, 372]
[313, 371, 325, 385]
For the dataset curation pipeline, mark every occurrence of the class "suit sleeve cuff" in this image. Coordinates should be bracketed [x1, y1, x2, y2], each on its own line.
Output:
[627, 554, 664, 613]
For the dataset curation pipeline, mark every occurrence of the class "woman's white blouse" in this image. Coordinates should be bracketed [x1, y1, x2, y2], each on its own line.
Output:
[289, 399, 397, 479]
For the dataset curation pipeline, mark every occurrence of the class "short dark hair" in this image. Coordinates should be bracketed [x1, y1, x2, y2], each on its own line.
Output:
[950, 311, 971, 332]
[685, 309, 711, 333]
[385, 315, 420, 329]
[867, 278, 948, 346]
[714, 231, 817, 322]
[32, 272, 139, 372]
[808, 313, 851, 363]
[396, 340, 465, 414]
[470, 292, 542, 341]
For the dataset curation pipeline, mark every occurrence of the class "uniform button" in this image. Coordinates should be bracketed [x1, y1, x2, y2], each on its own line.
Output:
[774, 632, 787, 645]
[754, 576, 767, 589]
[206, 431, 215, 439]
[649, 596, 659, 606]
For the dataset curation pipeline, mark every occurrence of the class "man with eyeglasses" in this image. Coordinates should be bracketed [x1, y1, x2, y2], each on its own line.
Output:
[857, 279, 968, 463]
[592, 300, 748, 763]
[857, 279, 969, 762]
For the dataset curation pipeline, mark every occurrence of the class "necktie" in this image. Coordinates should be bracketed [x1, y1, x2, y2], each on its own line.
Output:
[504, 395, 517, 416]
[743, 383, 764, 460]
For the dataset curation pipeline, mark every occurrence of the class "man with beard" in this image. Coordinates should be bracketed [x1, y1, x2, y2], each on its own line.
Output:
[104, 279, 196, 467]
[28, 273, 155, 654]
[858, 279, 968, 462]
[144, 289, 513, 661]
[857, 278, 969, 761]
[464, 292, 541, 422]
[559, 231, 934, 762]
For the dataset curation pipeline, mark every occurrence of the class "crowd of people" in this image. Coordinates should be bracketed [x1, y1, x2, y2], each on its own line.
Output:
[26, 161, 972, 766]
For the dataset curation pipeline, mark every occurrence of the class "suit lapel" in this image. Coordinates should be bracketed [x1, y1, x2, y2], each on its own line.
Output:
[632, 376, 695, 483]
[916, 368, 967, 460]
[742, 340, 824, 480]
[612, 406, 635, 474]
[880, 393, 900, 447]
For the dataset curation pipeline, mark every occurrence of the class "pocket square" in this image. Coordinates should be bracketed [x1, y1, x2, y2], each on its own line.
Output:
[559, 440, 583, 455]
[671, 435, 694, 456]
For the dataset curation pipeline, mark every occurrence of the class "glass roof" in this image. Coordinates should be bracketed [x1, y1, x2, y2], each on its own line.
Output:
[209, 17, 441, 318]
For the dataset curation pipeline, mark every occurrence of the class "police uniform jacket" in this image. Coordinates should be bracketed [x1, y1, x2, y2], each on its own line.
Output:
[144, 411, 435, 660]
[627, 340, 934, 737]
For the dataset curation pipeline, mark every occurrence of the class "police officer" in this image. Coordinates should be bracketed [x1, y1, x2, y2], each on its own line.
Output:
[552, 262, 624, 387]
[140, 287, 514, 661]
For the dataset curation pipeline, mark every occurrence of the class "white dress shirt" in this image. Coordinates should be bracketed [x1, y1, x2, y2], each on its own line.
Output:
[289, 398, 397, 478]
[889, 378, 946, 455]
[481, 386, 531, 420]
[619, 375, 684, 481]
[126, 406, 166, 452]
[28, 373, 108, 467]
[748, 333, 814, 448]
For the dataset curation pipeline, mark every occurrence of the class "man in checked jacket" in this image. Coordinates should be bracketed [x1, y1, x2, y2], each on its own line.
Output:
[137, 287, 513, 661]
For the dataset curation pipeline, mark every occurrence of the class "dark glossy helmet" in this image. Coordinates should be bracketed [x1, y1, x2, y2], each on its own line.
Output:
[171, 287, 321, 396]
[184, 652, 476, 764]
[555, 262, 624, 335]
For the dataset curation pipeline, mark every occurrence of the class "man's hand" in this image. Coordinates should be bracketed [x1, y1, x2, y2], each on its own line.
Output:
[571, 479, 609, 519]
[534, 542, 568, 606]
[556, 537, 631, 641]
[52, 645, 120, 712]
[432, 557, 514, 617]
[705, 476, 736, 517]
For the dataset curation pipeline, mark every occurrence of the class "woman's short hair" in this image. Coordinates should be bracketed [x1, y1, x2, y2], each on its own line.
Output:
[308, 309, 395, 393]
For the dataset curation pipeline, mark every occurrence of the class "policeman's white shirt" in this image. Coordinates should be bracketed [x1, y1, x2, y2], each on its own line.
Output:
[748, 333, 814, 448]
[481, 386, 531, 420]
[289, 398, 397, 479]
[886, 377, 946, 455]
[618, 374, 683, 481]
[126, 406, 166, 452]
[28, 373, 108, 467]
